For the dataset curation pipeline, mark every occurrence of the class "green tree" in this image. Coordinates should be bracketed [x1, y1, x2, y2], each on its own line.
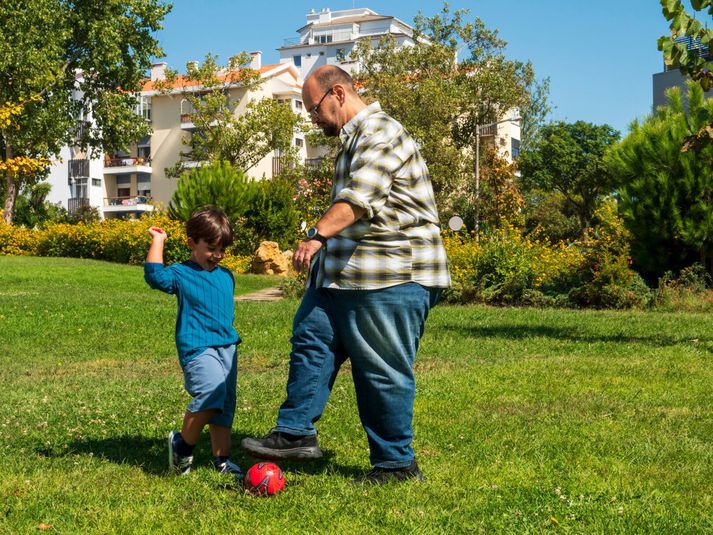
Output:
[518, 121, 620, 235]
[350, 3, 535, 219]
[168, 161, 258, 223]
[0, 0, 171, 223]
[520, 77, 553, 152]
[606, 82, 713, 279]
[658, 0, 713, 150]
[160, 54, 305, 177]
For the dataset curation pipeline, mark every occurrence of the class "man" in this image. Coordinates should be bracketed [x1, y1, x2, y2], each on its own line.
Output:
[241, 66, 450, 484]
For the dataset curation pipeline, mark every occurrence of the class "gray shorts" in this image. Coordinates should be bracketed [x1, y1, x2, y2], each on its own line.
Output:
[182, 345, 237, 428]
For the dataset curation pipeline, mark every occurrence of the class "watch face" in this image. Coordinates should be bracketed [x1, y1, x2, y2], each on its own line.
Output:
[307, 227, 317, 239]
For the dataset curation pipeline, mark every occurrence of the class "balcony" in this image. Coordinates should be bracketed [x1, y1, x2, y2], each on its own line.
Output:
[180, 113, 196, 130]
[68, 159, 90, 181]
[283, 37, 302, 47]
[103, 156, 152, 175]
[305, 157, 325, 168]
[272, 156, 295, 176]
[68, 197, 90, 213]
[103, 195, 154, 215]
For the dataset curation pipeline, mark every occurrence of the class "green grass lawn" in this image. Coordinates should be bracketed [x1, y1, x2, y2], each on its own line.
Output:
[0, 256, 711, 533]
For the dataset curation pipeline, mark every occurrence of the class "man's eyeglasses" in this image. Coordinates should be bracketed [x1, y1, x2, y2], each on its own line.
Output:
[309, 87, 334, 116]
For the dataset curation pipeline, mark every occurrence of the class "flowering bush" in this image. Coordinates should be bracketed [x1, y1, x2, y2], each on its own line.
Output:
[0, 214, 252, 273]
[442, 202, 653, 309]
[567, 202, 652, 309]
[443, 225, 585, 306]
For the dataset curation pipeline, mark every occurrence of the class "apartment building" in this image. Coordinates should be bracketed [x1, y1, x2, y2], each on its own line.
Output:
[278, 7, 520, 162]
[652, 37, 712, 110]
[47, 53, 311, 219]
[278, 7, 418, 78]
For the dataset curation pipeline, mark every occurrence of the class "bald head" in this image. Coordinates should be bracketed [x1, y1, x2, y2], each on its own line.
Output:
[306, 65, 357, 95]
[302, 65, 366, 137]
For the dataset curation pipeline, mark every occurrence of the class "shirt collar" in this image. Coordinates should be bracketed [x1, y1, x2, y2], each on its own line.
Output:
[339, 101, 382, 143]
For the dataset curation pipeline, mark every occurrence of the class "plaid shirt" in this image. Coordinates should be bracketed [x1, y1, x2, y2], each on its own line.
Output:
[313, 102, 451, 290]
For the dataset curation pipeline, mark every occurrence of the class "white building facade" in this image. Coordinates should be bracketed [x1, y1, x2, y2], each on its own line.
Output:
[46, 56, 312, 219]
[278, 8, 417, 78]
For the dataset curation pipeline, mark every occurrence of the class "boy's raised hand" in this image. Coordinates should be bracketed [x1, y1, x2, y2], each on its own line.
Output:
[148, 226, 167, 240]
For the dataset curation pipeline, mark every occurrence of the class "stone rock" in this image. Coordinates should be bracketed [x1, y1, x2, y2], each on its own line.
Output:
[252, 241, 289, 276]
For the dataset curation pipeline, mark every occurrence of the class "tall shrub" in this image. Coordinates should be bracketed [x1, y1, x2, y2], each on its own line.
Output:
[168, 162, 258, 223]
[606, 82, 713, 280]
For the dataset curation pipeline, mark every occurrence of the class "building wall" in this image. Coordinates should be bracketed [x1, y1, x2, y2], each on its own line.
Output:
[145, 67, 307, 208]
[652, 69, 713, 110]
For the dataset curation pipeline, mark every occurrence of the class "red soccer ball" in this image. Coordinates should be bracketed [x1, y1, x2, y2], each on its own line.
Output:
[244, 462, 285, 496]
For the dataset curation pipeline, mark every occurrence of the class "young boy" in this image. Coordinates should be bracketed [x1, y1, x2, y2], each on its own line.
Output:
[144, 207, 242, 477]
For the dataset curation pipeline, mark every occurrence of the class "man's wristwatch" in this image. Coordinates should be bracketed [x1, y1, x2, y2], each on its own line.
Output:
[305, 227, 328, 245]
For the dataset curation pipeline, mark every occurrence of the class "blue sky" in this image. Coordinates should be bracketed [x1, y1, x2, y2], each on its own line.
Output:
[157, 1, 684, 135]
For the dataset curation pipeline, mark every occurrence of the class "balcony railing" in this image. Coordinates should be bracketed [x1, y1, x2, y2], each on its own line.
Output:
[68, 197, 90, 213]
[272, 156, 295, 176]
[104, 156, 151, 168]
[72, 120, 91, 140]
[68, 158, 90, 180]
[305, 157, 325, 168]
[104, 195, 152, 207]
[478, 124, 498, 137]
[283, 37, 301, 47]
[665, 36, 712, 71]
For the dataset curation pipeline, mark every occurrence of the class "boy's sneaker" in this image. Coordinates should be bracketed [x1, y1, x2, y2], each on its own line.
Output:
[214, 458, 243, 477]
[356, 461, 425, 485]
[240, 431, 323, 461]
[168, 430, 193, 475]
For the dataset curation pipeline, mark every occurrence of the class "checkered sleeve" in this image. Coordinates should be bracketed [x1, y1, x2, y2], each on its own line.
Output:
[333, 129, 402, 220]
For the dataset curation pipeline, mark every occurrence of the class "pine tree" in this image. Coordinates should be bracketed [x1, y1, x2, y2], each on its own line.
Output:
[606, 82, 713, 279]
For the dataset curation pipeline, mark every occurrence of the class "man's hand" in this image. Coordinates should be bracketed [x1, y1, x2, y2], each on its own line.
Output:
[293, 239, 323, 273]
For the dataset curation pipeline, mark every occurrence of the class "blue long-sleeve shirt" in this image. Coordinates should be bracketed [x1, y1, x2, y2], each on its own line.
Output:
[144, 261, 240, 366]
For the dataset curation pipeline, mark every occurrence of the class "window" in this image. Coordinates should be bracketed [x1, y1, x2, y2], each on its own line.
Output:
[138, 145, 151, 161]
[336, 48, 347, 62]
[117, 187, 130, 198]
[137, 176, 151, 197]
[317, 34, 333, 44]
[295, 100, 303, 110]
[511, 138, 520, 159]
[295, 138, 304, 147]
[92, 178, 101, 187]
[180, 99, 194, 121]
[72, 178, 88, 199]
[135, 95, 151, 121]
[293, 55, 302, 67]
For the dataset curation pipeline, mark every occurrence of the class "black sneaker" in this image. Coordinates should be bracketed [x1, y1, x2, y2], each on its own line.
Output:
[168, 430, 193, 475]
[357, 461, 425, 485]
[240, 431, 323, 461]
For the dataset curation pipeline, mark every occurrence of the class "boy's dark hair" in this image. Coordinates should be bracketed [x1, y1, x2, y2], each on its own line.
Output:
[185, 207, 234, 247]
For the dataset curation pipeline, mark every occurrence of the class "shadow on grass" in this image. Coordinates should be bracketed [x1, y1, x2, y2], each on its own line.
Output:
[35, 432, 363, 480]
[440, 323, 713, 352]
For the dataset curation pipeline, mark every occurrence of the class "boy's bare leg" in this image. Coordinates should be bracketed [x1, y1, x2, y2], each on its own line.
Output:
[180, 409, 216, 445]
[208, 424, 231, 457]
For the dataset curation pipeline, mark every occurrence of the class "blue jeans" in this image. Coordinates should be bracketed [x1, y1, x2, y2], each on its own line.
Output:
[274, 282, 441, 468]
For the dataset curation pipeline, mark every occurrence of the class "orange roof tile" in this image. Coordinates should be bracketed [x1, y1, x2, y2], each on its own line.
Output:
[142, 63, 286, 91]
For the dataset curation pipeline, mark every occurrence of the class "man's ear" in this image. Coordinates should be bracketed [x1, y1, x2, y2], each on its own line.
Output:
[187, 237, 196, 249]
[332, 84, 346, 104]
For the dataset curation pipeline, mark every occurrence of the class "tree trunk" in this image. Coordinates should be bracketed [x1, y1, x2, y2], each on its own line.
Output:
[3, 144, 17, 224]
[3, 175, 17, 225]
